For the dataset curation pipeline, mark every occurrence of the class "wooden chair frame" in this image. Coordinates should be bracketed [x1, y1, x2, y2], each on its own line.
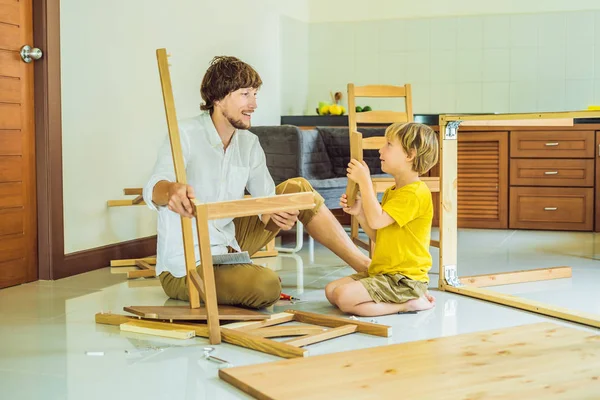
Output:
[345, 83, 440, 253]
[96, 309, 391, 359]
[437, 110, 600, 328]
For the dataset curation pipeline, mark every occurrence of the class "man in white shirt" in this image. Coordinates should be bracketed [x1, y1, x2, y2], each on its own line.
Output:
[143, 56, 370, 309]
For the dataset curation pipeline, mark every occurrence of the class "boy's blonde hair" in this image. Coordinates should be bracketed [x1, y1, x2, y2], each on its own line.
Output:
[384, 122, 439, 175]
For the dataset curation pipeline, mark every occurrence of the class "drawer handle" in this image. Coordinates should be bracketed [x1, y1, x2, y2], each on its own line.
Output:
[544, 207, 558, 211]
[544, 171, 558, 175]
[545, 142, 559, 146]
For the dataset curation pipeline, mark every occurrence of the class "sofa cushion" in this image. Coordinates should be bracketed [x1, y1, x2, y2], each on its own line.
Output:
[317, 127, 387, 177]
[298, 129, 335, 180]
[308, 174, 389, 209]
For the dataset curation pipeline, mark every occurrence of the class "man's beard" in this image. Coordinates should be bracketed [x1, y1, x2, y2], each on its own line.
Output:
[223, 110, 250, 130]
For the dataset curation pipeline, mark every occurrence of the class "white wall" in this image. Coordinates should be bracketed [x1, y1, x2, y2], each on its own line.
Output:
[307, 10, 600, 114]
[308, 0, 600, 22]
[60, 0, 309, 253]
[280, 16, 310, 115]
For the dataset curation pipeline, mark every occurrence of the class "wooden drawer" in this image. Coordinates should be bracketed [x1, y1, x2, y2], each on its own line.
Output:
[510, 159, 594, 187]
[509, 187, 593, 231]
[510, 131, 594, 158]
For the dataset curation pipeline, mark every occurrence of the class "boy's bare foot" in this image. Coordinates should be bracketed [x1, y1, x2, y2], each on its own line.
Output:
[404, 294, 435, 312]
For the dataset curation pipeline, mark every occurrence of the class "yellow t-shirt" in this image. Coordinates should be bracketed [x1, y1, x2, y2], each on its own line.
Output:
[368, 180, 433, 282]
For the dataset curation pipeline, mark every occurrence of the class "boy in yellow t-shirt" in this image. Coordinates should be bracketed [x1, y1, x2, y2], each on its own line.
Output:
[325, 122, 439, 316]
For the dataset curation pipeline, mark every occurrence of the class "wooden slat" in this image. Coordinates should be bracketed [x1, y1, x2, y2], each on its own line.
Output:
[250, 326, 326, 338]
[134, 260, 153, 270]
[189, 269, 206, 303]
[0, 22, 19, 51]
[0, 76, 19, 103]
[96, 312, 210, 337]
[0, 233, 24, 262]
[460, 118, 573, 127]
[362, 136, 386, 150]
[0, 207, 22, 236]
[288, 310, 391, 337]
[346, 130, 362, 207]
[120, 320, 195, 340]
[353, 85, 407, 97]
[0, 49, 20, 78]
[0, 131, 21, 155]
[356, 111, 408, 124]
[110, 257, 156, 267]
[124, 305, 269, 321]
[0, 181, 21, 208]
[439, 123, 458, 286]
[445, 285, 600, 328]
[127, 269, 156, 279]
[459, 267, 572, 287]
[352, 236, 370, 251]
[123, 188, 143, 195]
[106, 199, 146, 207]
[0, 103, 20, 129]
[442, 110, 600, 122]
[223, 313, 295, 332]
[219, 322, 600, 399]
[284, 324, 357, 347]
[221, 327, 307, 359]
[203, 192, 315, 220]
[0, 2, 20, 26]
[429, 239, 439, 248]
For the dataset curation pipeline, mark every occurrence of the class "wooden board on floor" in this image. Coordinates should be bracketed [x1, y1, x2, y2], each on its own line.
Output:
[459, 266, 572, 287]
[219, 322, 600, 400]
[124, 305, 269, 321]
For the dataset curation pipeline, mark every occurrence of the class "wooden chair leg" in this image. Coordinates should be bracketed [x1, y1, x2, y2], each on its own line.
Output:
[195, 203, 221, 345]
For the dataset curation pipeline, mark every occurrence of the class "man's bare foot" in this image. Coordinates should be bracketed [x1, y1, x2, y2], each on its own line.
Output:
[404, 295, 435, 312]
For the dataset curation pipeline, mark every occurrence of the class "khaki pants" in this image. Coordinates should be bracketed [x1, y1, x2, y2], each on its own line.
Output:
[159, 177, 324, 309]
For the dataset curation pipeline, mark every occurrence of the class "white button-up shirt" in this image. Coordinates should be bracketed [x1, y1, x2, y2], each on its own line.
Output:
[142, 112, 276, 277]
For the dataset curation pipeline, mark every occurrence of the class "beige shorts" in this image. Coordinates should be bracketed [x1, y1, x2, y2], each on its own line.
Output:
[350, 271, 428, 304]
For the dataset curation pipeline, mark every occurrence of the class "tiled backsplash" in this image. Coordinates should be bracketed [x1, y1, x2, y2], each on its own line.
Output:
[305, 11, 600, 114]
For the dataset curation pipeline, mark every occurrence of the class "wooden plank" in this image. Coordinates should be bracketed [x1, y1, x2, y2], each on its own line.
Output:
[106, 199, 146, 207]
[120, 320, 195, 339]
[250, 326, 326, 338]
[123, 188, 143, 195]
[356, 111, 408, 124]
[251, 249, 278, 258]
[0, 130, 21, 155]
[156, 49, 201, 310]
[0, 104, 19, 130]
[219, 322, 600, 399]
[127, 269, 156, 279]
[445, 285, 600, 328]
[345, 130, 362, 206]
[188, 269, 206, 303]
[429, 239, 439, 248]
[405, 84, 414, 121]
[352, 237, 370, 251]
[459, 267, 572, 287]
[287, 310, 391, 337]
[362, 136, 386, 150]
[124, 305, 269, 321]
[221, 327, 307, 359]
[195, 203, 220, 344]
[203, 192, 315, 220]
[353, 85, 407, 97]
[134, 260, 153, 270]
[0, 76, 19, 103]
[95, 312, 210, 337]
[110, 257, 156, 267]
[0, 207, 22, 236]
[284, 324, 357, 347]
[438, 122, 458, 289]
[223, 313, 295, 332]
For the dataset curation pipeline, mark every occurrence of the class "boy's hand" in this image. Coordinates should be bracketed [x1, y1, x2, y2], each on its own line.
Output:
[340, 192, 363, 216]
[347, 159, 371, 188]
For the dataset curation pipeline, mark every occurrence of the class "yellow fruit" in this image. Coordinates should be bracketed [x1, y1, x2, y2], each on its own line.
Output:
[329, 104, 342, 115]
[340, 106, 346, 115]
[318, 105, 330, 115]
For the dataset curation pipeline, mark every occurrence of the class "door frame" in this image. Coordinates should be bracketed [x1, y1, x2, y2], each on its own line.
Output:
[32, 0, 156, 280]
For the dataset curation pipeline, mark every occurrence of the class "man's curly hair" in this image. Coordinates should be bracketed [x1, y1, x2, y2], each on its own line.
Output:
[200, 56, 262, 113]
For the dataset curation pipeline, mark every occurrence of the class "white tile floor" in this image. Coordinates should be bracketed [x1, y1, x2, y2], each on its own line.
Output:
[1, 228, 600, 399]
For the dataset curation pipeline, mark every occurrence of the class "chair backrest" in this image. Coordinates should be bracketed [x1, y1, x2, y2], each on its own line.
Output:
[347, 83, 414, 135]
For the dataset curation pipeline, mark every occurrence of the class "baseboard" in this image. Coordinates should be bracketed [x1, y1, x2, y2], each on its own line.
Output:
[57, 236, 157, 280]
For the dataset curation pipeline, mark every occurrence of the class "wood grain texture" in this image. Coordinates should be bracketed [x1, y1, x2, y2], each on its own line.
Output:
[120, 320, 195, 339]
[284, 324, 357, 347]
[459, 267, 572, 287]
[123, 305, 269, 321]
[203, 192, 315, 220]
[219, 322, 600, 400]
[287, 310, 391, 337]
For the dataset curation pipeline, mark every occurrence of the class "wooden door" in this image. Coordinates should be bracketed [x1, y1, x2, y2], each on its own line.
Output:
[432, 131, 508, 229]
[0, 0, 37, 288]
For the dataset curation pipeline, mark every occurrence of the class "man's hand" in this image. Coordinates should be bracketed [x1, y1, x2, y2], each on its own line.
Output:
[340, 192, 363, 216]
[347, 159, 371, 188]
[167, 182, 196, 218]
[270, 210, 300, 231]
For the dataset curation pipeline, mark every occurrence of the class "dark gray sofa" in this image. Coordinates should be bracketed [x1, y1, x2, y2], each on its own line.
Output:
[249, 125, 389, 209]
